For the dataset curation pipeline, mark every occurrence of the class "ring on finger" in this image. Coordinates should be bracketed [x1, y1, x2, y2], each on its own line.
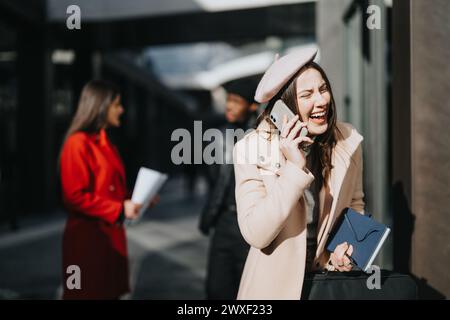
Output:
[326, 264, 335, 272]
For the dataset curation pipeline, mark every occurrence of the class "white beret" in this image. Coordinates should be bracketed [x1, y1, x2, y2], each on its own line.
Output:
[254, 47, 318, 103]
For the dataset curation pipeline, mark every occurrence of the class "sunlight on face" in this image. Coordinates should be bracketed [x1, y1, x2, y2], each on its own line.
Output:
[296, 68, 331, 136]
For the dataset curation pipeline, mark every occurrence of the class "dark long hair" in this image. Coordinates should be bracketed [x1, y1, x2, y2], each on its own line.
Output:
[256, 62, 338, 189]
[63, 80, 120, 143]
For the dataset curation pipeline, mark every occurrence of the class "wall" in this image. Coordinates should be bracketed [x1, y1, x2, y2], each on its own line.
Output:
[410, 0, 450, 298]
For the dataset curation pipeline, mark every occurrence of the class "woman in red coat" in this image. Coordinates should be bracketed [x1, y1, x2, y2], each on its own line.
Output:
[60, 80, 142, 299]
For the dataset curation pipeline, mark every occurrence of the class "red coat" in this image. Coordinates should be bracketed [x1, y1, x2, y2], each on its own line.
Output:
[60, 129, 129, 299]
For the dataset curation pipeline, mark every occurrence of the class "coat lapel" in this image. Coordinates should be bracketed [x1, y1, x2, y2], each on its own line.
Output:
[316, 124, 363, 254]
[98, 129, 126, 186]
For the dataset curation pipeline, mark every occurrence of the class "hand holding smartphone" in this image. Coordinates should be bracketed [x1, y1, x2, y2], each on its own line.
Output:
[270, 100, 308, 137]
[269, 100, 314, 166]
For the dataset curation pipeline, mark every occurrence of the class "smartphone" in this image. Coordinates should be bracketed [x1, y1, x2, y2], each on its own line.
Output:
[269, 100, 308, 137]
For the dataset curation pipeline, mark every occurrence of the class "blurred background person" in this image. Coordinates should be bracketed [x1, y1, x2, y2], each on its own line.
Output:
[199, 77, 259, 299]
[59, 80, 145, 299]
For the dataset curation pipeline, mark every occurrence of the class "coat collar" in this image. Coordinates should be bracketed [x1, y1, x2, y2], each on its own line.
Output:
[87, 129, 126, 184]
[85, 128, 109, 147]
[98, 128, 109, 147]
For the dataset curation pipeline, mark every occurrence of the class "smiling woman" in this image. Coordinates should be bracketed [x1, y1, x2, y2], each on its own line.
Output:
[233, 48, 366, 299]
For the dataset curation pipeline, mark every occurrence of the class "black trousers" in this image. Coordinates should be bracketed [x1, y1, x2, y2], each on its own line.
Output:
[205, 210, 249, 300]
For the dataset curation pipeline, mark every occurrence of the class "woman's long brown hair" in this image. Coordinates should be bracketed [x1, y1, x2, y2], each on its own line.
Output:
[255, 62, 338, 190]
[58, 80, 120, 165]
[63, 80, 120, 143]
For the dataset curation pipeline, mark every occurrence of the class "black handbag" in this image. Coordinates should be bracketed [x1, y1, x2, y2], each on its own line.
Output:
[301, 270, 418, 300]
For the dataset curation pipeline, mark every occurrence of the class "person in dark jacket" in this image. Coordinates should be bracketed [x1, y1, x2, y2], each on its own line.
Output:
[199, 76, 259, 299]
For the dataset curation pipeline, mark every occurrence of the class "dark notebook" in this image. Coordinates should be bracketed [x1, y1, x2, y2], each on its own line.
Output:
[326, 208, 391, 272]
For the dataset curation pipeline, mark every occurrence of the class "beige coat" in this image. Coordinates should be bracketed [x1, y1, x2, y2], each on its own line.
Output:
[233, 119, 365, 300]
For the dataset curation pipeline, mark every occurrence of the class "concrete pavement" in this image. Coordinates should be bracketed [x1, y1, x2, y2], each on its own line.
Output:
[0, 176, 210, 300]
